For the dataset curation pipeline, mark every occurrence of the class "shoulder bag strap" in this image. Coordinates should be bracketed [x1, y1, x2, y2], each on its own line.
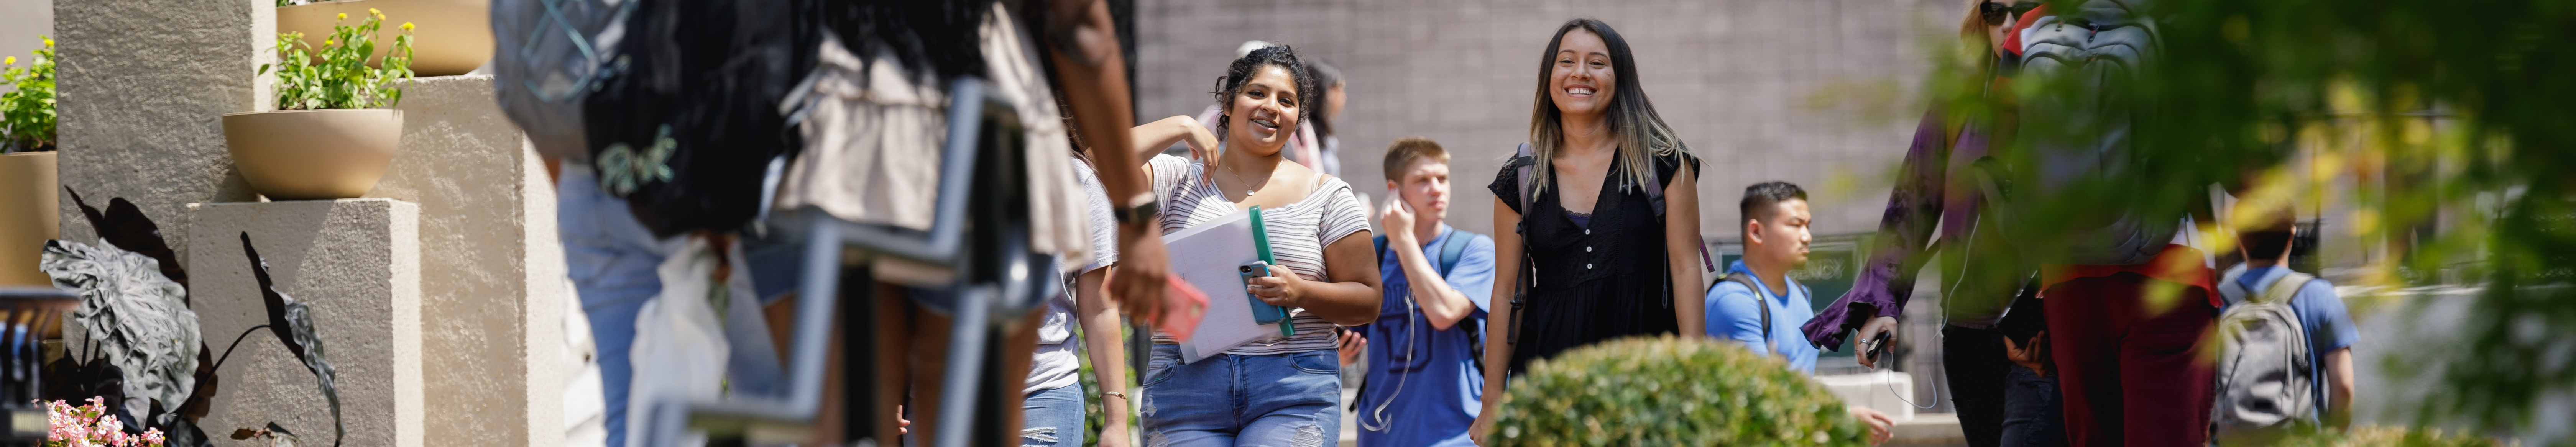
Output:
[1722, 272, 1774, 354]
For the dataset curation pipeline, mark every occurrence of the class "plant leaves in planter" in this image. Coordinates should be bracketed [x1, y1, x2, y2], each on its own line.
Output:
[63, 187, 188, 294]
[37, 239, 200, 428]
[240, 233, 343, 447]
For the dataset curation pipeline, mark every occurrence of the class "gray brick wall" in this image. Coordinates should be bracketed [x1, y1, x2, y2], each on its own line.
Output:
[1134, 0, 1965, 241]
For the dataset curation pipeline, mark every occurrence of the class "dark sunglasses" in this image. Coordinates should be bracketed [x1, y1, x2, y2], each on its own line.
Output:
[1980, 1, 2042, 24]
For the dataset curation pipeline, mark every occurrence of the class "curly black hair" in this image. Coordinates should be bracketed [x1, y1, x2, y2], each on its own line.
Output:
[1207, 44, 1316, 141]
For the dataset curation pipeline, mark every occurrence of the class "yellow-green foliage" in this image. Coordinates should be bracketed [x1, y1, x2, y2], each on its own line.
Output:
[1491, 336, 1868, 447]
[2276, 427, 2508, 447]
[261, 9, 414, 110]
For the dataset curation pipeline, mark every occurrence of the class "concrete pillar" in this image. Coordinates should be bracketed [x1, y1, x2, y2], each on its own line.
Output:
[187, 198, 421, 447]
[364, 74, 571, 447]
[53, 0, 271, 260]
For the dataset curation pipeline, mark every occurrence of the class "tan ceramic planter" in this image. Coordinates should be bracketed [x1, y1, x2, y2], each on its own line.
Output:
[279, 0, 493, 76]
[222, 109, 405, 200]
[0, 152, 58, 286]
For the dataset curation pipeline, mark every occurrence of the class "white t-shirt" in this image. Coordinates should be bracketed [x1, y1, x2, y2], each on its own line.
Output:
[1144, 154, 1369, 356]
[1026, 160, 1119, 394]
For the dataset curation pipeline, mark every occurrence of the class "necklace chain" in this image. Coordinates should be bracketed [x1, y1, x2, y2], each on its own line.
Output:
[1221, 160, 1263, 198]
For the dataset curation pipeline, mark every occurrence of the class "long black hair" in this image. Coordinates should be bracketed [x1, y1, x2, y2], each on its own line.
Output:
[1206, 45, 1317, 142]
[1525, 18, 1689, 195]
[1304, 58, 1343, 138]
[818, 0, 999, 88]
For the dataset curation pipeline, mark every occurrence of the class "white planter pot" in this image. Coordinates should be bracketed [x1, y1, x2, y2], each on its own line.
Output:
[222, 109, 405, 200]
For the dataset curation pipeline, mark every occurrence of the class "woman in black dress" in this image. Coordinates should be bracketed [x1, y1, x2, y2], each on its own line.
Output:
[1470, 18, 1705, 442]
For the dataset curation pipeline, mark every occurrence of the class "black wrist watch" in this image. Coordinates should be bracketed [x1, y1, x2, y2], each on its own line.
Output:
[1111, 194, 1160, 224]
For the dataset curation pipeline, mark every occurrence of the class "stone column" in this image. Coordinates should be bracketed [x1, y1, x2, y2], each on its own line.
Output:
[187, 198, 421, 447]
[365, 74, 570, 447]
[53, 0, 272, 259]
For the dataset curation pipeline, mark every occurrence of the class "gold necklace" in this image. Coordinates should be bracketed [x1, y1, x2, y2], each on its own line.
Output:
[1221, 159, 1266, 198]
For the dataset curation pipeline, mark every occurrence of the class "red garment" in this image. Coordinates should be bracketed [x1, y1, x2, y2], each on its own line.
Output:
[2001, 4, 2050, 57]
[2040, 244, 2222, 308]
[2045, 272, 2218, 447]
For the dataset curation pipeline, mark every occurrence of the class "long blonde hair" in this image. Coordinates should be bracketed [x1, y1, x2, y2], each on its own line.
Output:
[1526, 18, 1690, 196]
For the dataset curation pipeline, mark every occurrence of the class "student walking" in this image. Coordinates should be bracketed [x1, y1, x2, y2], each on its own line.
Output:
[1018, 157, 1134, 447]
[1352, 138, 1497, 447]
[1126, 45, 1382, 447]
[1705, 182, 1897, 444]
[1799, 2, 2051, 445]
[1474, 18, 1707, 444]
[2210, 199, 2358, 444]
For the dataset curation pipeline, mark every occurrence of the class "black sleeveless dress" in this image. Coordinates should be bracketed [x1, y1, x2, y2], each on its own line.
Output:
[1487, 151, 1701, 373]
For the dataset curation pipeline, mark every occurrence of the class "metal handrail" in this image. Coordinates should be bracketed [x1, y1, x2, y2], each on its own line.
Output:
[670, 75, 1036, 447]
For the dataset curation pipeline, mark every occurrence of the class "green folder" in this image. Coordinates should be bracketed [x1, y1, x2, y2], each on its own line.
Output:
[1249, 206, 1293, 337]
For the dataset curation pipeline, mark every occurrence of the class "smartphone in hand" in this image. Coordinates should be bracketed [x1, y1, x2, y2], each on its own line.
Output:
[1240, 261, 1287, 324]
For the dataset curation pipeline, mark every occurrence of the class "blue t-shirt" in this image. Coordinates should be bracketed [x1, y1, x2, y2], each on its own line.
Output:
[2231, 265, 2359, 413]
[1704, 260, 1820, 374]
[1357, 225, 1497, 447]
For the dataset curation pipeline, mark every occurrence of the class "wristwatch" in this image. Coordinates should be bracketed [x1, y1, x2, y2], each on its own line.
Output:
[1111, 193, 1160, 224]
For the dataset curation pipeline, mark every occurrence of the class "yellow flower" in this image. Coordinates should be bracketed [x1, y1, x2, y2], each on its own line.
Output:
[400, 22, 414, 31]
[337, 12, 347, 20]
[3, 56, 13, 65]
[325, 39, 335, 46]
[39, 36, 51, 47]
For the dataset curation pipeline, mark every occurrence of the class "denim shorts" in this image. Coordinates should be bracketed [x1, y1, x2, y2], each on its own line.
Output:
[1022, 384, 1088, 447]
[1139, 344, 1342, 447]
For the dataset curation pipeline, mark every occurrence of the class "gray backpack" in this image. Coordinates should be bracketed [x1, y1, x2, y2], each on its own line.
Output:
[1973, 0, 2181, 266]
[489, 0, 635, 161]
[2211, 267, 2318, 442]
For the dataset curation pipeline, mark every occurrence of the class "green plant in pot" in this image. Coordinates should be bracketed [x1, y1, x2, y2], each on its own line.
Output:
[1, 36, 60, 286]
[1489, 336, 1871, 447]
[223, 11, 414, 201]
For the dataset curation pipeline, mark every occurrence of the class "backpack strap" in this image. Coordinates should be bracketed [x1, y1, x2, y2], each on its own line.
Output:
[1434, 229, 1475, 276]
[1372, 234, 1387, 261]
[1719, 272, 1775, 355]
[2257, 272, 2315, 305]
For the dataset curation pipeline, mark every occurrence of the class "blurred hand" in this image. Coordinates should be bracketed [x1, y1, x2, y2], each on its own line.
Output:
[1855, 316, 1899, 369]
[1377, 196, 1417, 245]
[1110, 224, 1178, 323]
[1336, 330, 1368, 367]
[1850, 406, 1896, 445]
[1096, 421, 1130, 447]
[1470, 412, 1494, 445]
[2003, 330, 2049, 377]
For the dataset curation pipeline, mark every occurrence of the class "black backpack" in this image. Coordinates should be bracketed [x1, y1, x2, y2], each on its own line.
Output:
[579, 0, 820, 237]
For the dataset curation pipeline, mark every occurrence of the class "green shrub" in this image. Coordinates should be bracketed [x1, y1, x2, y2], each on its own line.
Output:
[261, 9, 414, 110]
[1491, 335, 1868, 447]
[0, 35, 53, 152]
[2275, 427, 2505, 447]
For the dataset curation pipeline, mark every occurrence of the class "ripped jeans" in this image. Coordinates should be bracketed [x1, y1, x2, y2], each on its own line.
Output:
[1022, 384, 1088, 447]
[1139, 344, 1342, 447]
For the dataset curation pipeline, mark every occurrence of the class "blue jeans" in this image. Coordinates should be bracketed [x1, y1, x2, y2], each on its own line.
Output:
[1022, 384, 1088, 447]
[558, 165, 683, 447]
[1139, 344, 1342, 447]
[2001, 365, 2066, 447]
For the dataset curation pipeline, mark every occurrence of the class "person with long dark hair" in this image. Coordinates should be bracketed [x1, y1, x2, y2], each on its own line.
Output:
[1122, 45, 1381, 446]
[1471, 18, 1705, 443]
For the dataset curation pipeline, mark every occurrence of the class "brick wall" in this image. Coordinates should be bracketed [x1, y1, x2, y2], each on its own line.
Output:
[1134, 0, 1967, 241]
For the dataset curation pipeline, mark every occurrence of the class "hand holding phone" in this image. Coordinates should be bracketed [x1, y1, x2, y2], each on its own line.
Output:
[1240, 262, 1288, 324]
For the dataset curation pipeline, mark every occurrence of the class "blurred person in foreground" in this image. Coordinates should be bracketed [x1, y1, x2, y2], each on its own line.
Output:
[1799, 2, 2062, 445]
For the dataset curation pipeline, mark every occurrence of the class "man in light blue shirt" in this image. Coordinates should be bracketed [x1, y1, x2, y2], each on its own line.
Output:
[1705, 182, 1821, 373]
[1705, 182, 1897, 443]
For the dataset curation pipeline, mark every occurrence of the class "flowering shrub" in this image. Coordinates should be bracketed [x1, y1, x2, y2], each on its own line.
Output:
[0, 35, 54, 152]
[261, 9, 414, 110]
[41, 397, 166, 447]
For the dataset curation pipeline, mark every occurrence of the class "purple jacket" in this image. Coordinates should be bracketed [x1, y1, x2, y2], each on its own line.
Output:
[1802, 111, 2014, 349]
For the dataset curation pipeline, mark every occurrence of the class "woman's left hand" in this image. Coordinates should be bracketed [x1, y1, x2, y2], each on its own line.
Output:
[1246, 264, 1304, 308]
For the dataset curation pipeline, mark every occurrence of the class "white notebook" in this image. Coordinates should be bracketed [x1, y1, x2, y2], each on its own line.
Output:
[1159, 208, 1280, 363]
